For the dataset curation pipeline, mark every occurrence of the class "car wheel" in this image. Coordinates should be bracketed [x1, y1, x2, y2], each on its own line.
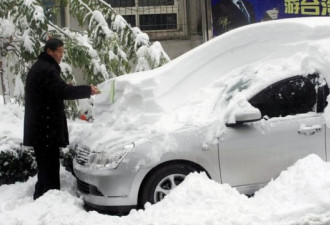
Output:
[139, 162, 200, 207]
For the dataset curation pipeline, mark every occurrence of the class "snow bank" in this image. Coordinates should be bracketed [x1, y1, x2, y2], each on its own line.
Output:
[0, 104, 24, 152]
[0, 101, 92, 153]
[125, 154, 330, 225]
[1, 155, 330, 225]
[253, 154, 330, 223]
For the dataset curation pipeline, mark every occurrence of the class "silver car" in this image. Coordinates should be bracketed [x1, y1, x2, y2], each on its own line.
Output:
[73, 17, 330, 213]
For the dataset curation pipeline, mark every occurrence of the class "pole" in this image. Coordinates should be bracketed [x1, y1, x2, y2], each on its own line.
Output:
[0, 60, 7, 104]
[201, 0, 212, 42]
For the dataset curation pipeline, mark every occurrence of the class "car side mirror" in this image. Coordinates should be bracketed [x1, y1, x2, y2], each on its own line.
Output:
[226, 107, 262, 126]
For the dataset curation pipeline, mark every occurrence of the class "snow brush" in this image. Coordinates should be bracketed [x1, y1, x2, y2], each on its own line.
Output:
[98, 80, 115, 103]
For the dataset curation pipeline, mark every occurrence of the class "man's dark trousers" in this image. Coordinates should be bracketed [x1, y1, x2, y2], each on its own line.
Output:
[33, 145, 60, 200]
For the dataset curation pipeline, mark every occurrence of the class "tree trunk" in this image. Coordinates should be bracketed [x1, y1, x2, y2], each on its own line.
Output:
[0, 60, 11, 104]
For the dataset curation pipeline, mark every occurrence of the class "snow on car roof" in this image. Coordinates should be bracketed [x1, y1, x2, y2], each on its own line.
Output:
[85, 17, 330, 152]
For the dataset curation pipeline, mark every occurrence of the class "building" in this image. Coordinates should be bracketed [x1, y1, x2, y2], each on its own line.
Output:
[43, 0, 210, 59]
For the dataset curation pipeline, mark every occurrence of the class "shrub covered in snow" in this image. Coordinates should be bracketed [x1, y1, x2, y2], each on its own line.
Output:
[0, 146, 37, 185]
[0, 145, 77, 185]
[60, 147, 77, 175]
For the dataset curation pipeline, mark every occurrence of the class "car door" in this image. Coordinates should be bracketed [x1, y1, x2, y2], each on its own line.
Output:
[218, 75, 327, 192]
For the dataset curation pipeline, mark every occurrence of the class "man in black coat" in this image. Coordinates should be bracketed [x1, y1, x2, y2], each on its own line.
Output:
[23, 38, 100, 199]
[212, 0, 256, 36]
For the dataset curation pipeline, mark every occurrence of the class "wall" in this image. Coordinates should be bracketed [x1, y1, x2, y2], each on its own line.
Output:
[160, 35, 203, 59]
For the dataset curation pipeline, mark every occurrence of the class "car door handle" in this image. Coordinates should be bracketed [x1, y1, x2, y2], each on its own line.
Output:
[298, 125, 322, 136]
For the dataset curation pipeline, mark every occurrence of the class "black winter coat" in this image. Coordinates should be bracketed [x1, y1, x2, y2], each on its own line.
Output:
[23, 52, 91, 148]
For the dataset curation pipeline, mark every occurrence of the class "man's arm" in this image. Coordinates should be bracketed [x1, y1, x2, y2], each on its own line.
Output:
[38, 69, 99, 100]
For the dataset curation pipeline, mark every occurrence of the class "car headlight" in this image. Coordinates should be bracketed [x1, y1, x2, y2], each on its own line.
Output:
[88, 143, 135, 169]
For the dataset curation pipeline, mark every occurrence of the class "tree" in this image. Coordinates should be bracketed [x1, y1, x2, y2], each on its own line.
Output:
[0, 0, 48, 104]
[0, 0, 170, 116]
[69, 0, 170, 81]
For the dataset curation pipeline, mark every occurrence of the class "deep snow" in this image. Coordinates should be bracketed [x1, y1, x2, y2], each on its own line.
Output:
[1, 154, 330, 225]
[2, 17, 330, 225]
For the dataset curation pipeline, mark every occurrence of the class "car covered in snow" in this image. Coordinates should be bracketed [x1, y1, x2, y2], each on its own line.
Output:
[73, 17, 330, 213]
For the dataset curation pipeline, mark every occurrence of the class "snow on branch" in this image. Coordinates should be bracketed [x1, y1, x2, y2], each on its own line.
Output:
[70, 0, 170, 75]
[0, 0, 170, 117]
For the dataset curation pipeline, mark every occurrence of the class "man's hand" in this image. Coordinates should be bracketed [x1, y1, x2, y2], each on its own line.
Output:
[91, 85, 101, 95]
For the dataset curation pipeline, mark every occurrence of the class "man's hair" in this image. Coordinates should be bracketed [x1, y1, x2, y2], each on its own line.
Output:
[43, 38, 64, 52]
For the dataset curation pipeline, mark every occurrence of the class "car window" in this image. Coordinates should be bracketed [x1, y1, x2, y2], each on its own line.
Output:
[249, 76, 317, 119]
[316, 82, 329, 113]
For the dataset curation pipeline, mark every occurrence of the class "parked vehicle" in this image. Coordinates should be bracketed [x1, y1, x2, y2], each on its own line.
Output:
[73, 17, 330, 213]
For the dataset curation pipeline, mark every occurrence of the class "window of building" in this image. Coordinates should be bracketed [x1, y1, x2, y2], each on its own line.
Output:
[140, 13, 177, 30]
[41, 0, 65, 27]
[139, 0, 175, 6]
[108, 0, 135, 7]
[122, 15, 137, 27]
[107, 0, 185, 40]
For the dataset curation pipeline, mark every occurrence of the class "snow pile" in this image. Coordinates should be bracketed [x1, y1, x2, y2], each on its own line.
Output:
[127, 154, 330, 225]
[0, 103, 24, 151]
[1, 155, 330, 225]
[253, 154, 330, 222]
[0, 100, 91, 153]
[78, 17, 330, 153]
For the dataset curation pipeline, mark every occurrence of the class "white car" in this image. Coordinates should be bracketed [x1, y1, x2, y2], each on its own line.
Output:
[73, 17, 330, 213]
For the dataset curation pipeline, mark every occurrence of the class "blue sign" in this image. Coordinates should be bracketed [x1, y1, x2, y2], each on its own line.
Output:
[212, 0, 330, 36]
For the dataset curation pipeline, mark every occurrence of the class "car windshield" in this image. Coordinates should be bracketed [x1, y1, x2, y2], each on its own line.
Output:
[224, 77, 253, 102]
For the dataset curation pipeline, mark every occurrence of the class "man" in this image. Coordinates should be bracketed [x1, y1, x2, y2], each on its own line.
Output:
[212, 0, 256, 36]
[23, 38, 100, 199]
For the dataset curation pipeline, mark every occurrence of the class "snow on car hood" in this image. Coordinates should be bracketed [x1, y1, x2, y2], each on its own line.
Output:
[81, 17, 330, 157]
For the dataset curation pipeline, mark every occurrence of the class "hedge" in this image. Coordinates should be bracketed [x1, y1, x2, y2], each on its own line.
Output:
[0, 145, 76, 185]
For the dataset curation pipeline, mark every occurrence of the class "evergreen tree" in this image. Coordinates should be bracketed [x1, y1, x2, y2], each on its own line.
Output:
[0, 0, 170, 116]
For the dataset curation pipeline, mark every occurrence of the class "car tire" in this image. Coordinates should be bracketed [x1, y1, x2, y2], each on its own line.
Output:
[139, 162, 200, 207]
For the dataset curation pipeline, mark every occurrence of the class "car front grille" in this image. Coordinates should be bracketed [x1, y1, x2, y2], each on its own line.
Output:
[76, 145, 91, 165]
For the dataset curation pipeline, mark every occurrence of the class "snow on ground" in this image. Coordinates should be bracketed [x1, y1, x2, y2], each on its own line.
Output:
[3, 17, 330, 224]
[0, 102, 24, 151]
[1, 154, 330, 225]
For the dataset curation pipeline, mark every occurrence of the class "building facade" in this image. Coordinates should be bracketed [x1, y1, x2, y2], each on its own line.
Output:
[42, 0, 206, 59]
